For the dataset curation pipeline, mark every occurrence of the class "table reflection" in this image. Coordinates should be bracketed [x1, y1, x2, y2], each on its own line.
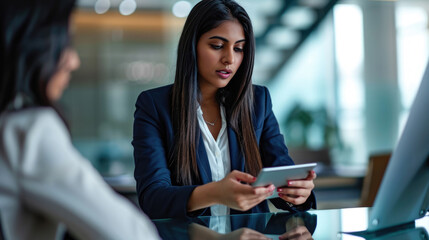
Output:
[152, 207, 429, 240]
[154, 211, 316, 240]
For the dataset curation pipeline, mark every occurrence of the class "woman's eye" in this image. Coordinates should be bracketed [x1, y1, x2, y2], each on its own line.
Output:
[210, 44, 222, 50]
[234, 47, 243, 52]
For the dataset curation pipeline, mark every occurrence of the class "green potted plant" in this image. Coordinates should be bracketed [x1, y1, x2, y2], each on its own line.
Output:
[283, 103, 343, 168]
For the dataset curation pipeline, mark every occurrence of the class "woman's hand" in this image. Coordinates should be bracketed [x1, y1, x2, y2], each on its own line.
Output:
[277, 170, 316, 206]
[226, 227, 271, 240]
[215, 170, 275, 211]
[279, 226, 313, 240]
[279, 216, 313, 240]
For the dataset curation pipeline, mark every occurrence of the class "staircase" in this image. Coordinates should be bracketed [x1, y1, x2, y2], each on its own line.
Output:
[252, 0, 340, 83]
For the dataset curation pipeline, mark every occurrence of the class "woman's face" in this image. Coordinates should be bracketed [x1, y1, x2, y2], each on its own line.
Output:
[196, 19, 245, 91]
[46, 48, 80, 101]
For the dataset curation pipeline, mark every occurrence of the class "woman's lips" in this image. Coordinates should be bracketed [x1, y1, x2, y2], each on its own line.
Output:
[216, 69, 232, 79]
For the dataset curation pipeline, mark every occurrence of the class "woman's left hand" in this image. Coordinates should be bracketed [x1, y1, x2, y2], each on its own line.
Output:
[277, 170, 316, 206]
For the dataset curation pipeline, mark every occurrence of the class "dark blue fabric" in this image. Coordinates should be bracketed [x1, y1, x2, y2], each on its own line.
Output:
[133, 84, 316, 219]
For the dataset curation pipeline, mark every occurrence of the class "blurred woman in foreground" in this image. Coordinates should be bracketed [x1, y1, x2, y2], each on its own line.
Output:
[0, 0, 160, 239]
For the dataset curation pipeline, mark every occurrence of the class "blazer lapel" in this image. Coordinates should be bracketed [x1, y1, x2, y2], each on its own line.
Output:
[196, 133, 212, 184]
[227, 126, 245, 171]
[195, 125, 245, 182]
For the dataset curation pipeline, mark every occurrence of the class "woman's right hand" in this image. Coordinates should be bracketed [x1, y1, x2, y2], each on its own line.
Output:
[215, 170, 275, 211]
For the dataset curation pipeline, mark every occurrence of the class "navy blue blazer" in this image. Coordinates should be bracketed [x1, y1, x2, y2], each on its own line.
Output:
[133, 84, 316, 219]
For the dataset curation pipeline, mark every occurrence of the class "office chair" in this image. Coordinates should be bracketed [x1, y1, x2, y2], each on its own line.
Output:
[359, 153, 391, 207]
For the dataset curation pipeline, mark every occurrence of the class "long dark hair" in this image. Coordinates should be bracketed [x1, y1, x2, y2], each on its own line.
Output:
[0, 0, 76, 114]
[171, 0, 262, 185]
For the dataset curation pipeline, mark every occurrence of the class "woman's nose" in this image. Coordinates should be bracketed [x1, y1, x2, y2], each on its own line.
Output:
[221, 48, 235, 65]
[68, 49, 80, 71]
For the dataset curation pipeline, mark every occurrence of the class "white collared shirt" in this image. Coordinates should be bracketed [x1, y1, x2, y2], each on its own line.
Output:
[196, 105, 231, 218]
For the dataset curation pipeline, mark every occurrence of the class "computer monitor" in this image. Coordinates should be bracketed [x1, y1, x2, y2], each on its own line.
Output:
[367, 60, 429, 232]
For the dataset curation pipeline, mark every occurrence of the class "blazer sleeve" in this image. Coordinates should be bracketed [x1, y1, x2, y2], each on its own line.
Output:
[133, 91, 200, 219]
[257, 86, 317, 211]
[19, 111, 160, 240]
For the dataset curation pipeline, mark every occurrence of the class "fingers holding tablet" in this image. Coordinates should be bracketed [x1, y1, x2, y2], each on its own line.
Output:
[252, 163, 317, 200]
[286, 170, 316, 188]
[277, 170, 316, 205]
[278, 191, 310, 206]
[216, 170, 277, 211]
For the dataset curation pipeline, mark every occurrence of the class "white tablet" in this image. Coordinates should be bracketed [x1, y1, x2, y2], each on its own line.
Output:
[252, 163, 317, 199]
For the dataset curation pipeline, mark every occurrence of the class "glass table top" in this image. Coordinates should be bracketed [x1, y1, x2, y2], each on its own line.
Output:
[152, 207, 429, 240]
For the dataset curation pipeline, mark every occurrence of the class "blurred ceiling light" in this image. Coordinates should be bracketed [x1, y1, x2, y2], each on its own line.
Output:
[172, 1, 192, 18]
[266, 27, 300, 49]
[119, 0, 137, 16]
[94, 0, 110, 14]
[281, 6, 316, 29]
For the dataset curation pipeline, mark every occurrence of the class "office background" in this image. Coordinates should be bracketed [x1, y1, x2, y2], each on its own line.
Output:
[62, 0, 429, 209]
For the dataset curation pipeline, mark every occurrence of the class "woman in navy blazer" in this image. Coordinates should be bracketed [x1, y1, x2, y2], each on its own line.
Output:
[133, 0, 316, 220]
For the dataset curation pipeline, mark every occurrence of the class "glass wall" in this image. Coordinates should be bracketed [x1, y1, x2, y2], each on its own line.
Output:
[63, 9, 184, 176]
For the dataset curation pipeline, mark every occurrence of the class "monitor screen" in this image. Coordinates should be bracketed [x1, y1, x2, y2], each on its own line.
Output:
[368, 61, 429, 231]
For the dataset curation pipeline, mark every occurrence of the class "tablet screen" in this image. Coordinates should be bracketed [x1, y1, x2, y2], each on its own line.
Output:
[252, 163, 317, 199]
